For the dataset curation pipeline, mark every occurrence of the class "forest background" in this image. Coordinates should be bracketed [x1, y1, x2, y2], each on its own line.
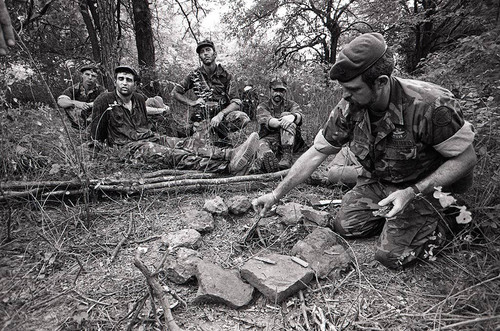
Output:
[0, 0, 500, 330]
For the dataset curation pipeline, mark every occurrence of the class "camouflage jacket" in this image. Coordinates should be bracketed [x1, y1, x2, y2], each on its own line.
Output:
[256, 98, 303, 138]
[90, 91, 154, 146]
[314, 77, 475, 184]
[172, 64, 241, 109]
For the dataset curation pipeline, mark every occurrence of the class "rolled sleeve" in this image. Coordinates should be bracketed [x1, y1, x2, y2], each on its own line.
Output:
[58, 94, 71, 101]
[314, 130, 342, 155]
[229, 97, 242, 106]
[172, 74, 192, 95]
[433, 121, 475, 157]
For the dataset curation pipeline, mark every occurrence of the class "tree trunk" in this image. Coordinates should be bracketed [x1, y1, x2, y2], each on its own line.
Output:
[132, 0, 157, 97]
[96, 0, 121, 90]
[79, 0, 101, 63]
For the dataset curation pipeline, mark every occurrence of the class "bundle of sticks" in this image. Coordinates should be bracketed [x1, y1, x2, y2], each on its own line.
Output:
[0, 169, 289, 201]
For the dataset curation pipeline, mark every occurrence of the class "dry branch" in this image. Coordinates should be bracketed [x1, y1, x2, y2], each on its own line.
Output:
[134, 249, 182, 331]
[242, 216, 262, 243]
[109, 216, 134, 264]
[0, 170, 289, 200]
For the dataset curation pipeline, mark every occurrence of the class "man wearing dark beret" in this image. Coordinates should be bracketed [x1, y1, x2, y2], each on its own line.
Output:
[171, 39, 250, 147]
[91, 65, 258, 175]
[58, 64, 105, 129]
[253, 32, 477, 269]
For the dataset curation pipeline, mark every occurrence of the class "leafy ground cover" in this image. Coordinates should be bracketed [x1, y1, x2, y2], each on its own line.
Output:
[1, 93, 499, 330]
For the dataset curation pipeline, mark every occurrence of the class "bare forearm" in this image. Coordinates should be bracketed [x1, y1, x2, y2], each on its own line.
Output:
[171, 91, 195, 107]
[415, 145, 477, 194]
[146, 107, 166, 115]
[220, 102, 239, 116]
[57, 97, 77, 108]
[273, 147, 329, 199]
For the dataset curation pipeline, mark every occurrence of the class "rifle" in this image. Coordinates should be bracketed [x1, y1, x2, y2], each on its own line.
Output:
[190, 71, 222, 121]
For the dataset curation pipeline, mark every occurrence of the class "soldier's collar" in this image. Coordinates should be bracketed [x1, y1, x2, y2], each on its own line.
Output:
[385, 77, 405, 126]
[199, 63, 224, 76]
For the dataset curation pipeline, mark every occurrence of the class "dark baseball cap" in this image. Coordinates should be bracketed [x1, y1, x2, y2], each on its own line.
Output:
[114, 65, 140, 81]
[196, 39, 215, 53]
[80, 64, 99, 73]
[269, 77, 287, 91]
[329, 32, 388, 82]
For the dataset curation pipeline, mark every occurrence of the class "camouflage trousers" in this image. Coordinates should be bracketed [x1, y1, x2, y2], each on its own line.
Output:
[123, 134, 229, 173]
[333, 179, 455, 269]
[257, 123, 306, 160]
[194, 110, 250, 147]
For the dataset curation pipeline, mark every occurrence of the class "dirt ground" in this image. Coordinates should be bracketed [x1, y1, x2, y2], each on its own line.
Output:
[1, 107, 499, 330]
[1, 177, 499, 330]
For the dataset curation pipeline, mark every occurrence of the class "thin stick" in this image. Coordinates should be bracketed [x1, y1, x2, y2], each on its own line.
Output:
[242, 216, 262, 243]
[123, 293, 148, 331]
[440, 315, 500, 330]
[109, 215, 134, 264]
[424, 273, 500, 313]
[299, 290, 311, 330]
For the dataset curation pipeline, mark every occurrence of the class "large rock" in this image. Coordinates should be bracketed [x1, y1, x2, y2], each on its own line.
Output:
[275, 202, 304, 225]
[161, 229, 202, 250]
[276, 202, 332, 227]
[203, 196, 229, 216]
[291, 227, 351, 279]
[240, 253, 314, 303]
[193, 260, 254, 308]
[184, 210, 215, 233]
[163, 248, 202, 284]
[227, 195, 252, 215]
[300, 205, 331, 227]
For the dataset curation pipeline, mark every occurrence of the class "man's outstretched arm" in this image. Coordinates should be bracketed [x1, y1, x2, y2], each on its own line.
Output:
[252, 146, 330, 216]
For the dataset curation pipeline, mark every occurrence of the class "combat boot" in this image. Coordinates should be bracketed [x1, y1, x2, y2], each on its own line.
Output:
[228, 132, 259, 175]
[278, 146, 293, 169]
[260, 144, 279, 173]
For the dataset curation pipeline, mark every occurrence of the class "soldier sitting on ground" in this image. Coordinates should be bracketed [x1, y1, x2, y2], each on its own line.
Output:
[255, 77, 306, 173]
[58, 64, 105, 129]
[171, 39, 250, 147]
[91, 65, 258, 175]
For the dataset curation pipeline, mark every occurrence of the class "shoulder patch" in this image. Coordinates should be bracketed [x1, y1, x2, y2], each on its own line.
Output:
[432, 106, 453, 127]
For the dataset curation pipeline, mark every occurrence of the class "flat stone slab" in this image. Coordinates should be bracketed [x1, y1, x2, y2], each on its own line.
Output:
[193, 260, 254, 309]
[240, 253, 314, 303]
[291, 227, 351, 279]
[276, 202, 331, 227]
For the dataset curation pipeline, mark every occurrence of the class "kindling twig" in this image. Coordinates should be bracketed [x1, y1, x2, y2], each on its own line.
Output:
[108, 215, 134, 264]
[299, 290, 311, 330]
[242, 216, 262, 243]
